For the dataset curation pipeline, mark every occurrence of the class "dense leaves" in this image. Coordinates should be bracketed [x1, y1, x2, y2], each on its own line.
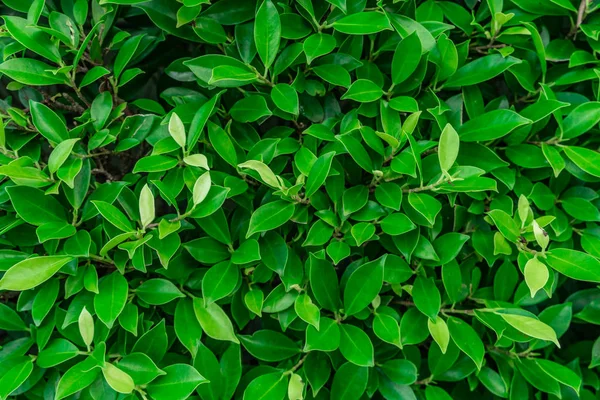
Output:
[1, 0, 600, 399]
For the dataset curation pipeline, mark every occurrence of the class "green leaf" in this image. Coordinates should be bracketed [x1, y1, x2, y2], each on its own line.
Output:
[343, 256, 385, 316]
[0, 255, 73, 291]
[444, 55, 522, 88]
[174, 298, 203, 357]
[244, 288, 264, 316]
[94, 272, 129, 328]
[193, 298, 239, 343]
[458, 110, 531, 142]
[48, 138, 80, 174]
[117, 353, 166, 386]
[102, 363, 135, 394]
[408, 192, 441, 226]
[139, 184, 155, 229]
[536, 359, 581, 393]
[30, 101, 70, 144]
[309, 255, 341, 312]
[350, 222, 375, 246]
[78, 307, 94, 347]
[487, 209, 520, 242]
[341, 79, 383, 102]
[305, 316, 340, 351]
[303, 33, 336, 64]
[114, 34, 145, 79]
[438, 123, 459, 173]
[243, 372, 287, 400]
[192, 171, 211, 206]
[336, 133, 374, 172]
[0, 303, 26, 331]
[305, 151, 335, 197]
[56, 358, 101, 399]
[428, 316, 450, 354]
[524, 257, 549, 298]
[136, 278, 184, 305]
[202, 261, 239, 305]
[131, 319, 169, 361]
[91, 92, 113, 131]
[294, 293, 320, 329]
[373, 313, 402, 348]
[168, 112, 186, 149]
[37, 338, 80, 368]
[392, 31, 421, 85]
[447, 316, 485, 370]
[7, 186, 66, 225]
[331, 363, 368, 400]
[381, 213, 416, 235]
[375, 182, 403, 211]
[412, 276, 441, 320]
[254, 0, 281, 70]
[563, 146, 600, 177]
[194, 17, 227, 43]
[546, 248, 600, 282]
[92, 201, 134, 232]
[230, 96, 272, 122]
[560, 102, 600, 139]
[333, 12, 392, 35]
[313, 64, 351, 87]
[271, 83, 299, 115]
[0, 359, 34, 400]
[208, 121, 238, 167]
[133, 155, 179, 173]
[146, 364, 207, 400]
[541, 143, 566, 177]
[188, 91, 224, 148]
[239, 160, 281, 189]
[80, 66, 111, 87]
[239, 330, 301, 361]
[339, 324, 374, 367]
[0, 58, 68, 85]
[209, 65, 259, 86]
[4, 16, 61, 63]
[498, 312, 560, 346]
[246, 201, 295, 238]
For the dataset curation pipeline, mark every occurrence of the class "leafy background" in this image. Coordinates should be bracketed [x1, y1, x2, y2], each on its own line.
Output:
[1, 0, 600, 399]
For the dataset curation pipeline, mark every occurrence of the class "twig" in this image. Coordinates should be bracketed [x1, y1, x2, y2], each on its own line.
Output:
[285, 353, 309, 375]
[471, 43, 507, 55]
[413, 376, 433, 385]
[402, 177, 452, 193]
[570, 0, 590, 38]
[92, 168, 115, 182]
[487, 345, 535, 359]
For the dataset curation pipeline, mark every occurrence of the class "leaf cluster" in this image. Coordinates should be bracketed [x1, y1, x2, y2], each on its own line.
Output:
[1, 0, 600, 399]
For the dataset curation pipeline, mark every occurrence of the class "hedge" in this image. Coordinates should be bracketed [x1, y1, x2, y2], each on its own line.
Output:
[1, 0, 600, 399]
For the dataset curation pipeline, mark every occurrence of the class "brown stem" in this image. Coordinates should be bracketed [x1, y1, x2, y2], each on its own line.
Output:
[570, 0, 590, 38]
[471, 43, 507, 55]
[92, 168, 115, 182]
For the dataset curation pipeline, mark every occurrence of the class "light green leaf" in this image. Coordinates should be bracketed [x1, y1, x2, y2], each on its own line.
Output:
[0, 255, 73, 291]
[254, 0, 281, 69]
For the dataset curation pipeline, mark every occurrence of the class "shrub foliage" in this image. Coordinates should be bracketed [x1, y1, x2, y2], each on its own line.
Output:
[1, 0, 600, 398]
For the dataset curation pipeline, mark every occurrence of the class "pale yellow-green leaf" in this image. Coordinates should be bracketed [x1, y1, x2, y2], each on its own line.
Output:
[78, 307, 94, 348]
[192, 172, 211, 206]
[139, 184, 155, 229]
[168, 112, 186, 149]
[102, 363, 135, 394]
